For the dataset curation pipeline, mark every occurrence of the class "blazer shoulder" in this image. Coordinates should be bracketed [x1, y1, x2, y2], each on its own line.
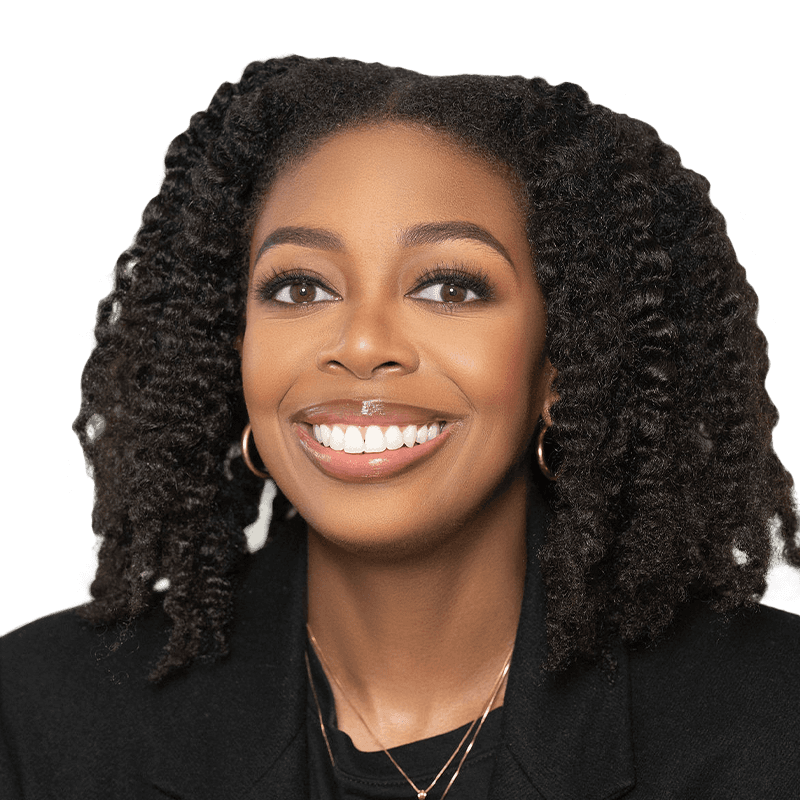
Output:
[0, 539, 288, 702]
[626, 602, 800, 796]
[1, 602, 167, 683]
[3, 605, 99, 677]
[629, 601, 800, 687]
[674, 601, 798, 661]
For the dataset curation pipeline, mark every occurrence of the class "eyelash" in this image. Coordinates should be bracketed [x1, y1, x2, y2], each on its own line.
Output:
[254, 268, 338, 305]
[253, 263, 494, 307]
[410, 265, 494, 304]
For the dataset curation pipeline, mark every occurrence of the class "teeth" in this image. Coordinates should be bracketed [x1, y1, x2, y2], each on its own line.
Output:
[319, 424, 331, 447]
[329, 425, 345, 451]
[310, 422, 446, 453]
[385, 426, 404, 450]
[364, 425, 384, 453]
[344, 426, 365, 453]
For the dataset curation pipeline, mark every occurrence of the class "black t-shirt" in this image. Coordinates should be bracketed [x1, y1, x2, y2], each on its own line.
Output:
[306, 645, 502, 800]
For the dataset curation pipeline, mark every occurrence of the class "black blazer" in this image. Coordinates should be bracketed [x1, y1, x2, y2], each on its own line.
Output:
[2, 500, 799, 799]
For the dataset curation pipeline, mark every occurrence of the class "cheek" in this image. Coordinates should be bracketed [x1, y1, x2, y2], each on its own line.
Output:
[434, 314, 545, 429]
[240, 321, 305, 419]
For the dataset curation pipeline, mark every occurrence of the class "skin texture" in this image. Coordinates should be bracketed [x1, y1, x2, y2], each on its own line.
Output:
[242, 122, 555, 748]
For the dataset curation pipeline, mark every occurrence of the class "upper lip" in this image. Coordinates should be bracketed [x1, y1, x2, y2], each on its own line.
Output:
[291, 399, 456, 427]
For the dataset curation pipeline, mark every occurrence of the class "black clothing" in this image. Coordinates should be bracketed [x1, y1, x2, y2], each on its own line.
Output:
[305, 642, 502, 800]
[2, 495, 800, 798]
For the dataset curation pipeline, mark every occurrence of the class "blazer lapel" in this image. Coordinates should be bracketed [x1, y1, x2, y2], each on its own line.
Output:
[144, 525, 310, 800]
[490, 489, 635, 800]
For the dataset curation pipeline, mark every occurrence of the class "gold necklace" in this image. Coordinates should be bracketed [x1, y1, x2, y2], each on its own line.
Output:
[306, 624, 512, 800]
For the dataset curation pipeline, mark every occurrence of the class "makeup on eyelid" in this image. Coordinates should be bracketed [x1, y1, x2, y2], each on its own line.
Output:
[254, 263, 495, 306]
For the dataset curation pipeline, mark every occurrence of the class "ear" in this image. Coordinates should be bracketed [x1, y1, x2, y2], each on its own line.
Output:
[234, 332, 244, 357]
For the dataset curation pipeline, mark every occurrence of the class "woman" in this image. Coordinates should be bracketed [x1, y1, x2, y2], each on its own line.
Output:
[1, 56, 798, 799]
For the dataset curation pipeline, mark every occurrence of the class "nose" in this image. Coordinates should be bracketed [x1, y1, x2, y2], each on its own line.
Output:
[315, 301, 419, 380]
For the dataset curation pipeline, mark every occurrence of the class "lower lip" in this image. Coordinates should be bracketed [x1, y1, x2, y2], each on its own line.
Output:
[295, 423, 454, 482]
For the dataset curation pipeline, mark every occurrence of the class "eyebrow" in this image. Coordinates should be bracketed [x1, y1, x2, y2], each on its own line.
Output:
[398, 222, 515, 270]
[254, 226, 345, 262]
[253, 221, 515, 270]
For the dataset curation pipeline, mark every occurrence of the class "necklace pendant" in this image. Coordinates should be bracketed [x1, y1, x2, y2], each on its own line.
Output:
[417, 793, 427, 800]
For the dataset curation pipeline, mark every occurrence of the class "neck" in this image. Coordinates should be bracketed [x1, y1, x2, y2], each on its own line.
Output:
[306, 476, 528, 749]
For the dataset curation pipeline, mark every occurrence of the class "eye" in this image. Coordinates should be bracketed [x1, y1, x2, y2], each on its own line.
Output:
[272, 281, 337, 304]
[255, 270, 339, 305]
[408, 266, 493, 305]
[410, 283, 480, 303]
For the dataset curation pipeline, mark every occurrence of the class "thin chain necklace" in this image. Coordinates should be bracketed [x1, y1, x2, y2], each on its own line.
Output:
[306, 624, 513, 800]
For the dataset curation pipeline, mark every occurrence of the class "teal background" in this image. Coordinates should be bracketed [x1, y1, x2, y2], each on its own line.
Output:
[2, 0, 797, 634]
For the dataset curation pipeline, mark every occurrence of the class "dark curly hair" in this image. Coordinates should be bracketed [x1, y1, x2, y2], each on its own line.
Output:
[74, 56, 798, 680]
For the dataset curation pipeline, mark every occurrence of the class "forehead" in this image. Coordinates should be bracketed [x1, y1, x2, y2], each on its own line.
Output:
[252, 122, 527, 246]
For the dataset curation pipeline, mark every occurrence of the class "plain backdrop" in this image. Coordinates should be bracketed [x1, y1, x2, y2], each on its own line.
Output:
[2, 0, 798, 636]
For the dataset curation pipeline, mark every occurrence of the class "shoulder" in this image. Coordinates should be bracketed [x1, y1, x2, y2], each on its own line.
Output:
[0, 603, 169, 797]
[0, 539, 296, 799]
[0, 530, 299, 687]
[0, 600, 176, 754]
[629, 601, 800, 683]
[0, 601, 165, 690]
[627, 602, 800, 796]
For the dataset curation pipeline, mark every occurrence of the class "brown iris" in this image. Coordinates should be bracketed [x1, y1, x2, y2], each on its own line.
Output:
[442, 284, 468, 302]
[289, 282, 316, 303]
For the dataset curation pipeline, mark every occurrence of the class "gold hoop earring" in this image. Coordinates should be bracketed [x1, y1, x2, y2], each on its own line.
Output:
[537, 424, 557, 482]
[241, 423, 269, 479]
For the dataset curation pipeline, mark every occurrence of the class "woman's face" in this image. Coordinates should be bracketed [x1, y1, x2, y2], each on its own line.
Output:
[242, 122, 553, 555]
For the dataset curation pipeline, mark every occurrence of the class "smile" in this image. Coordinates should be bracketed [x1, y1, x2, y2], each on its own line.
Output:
[311, 422, 446, 453]
[291, 400, 458, 482]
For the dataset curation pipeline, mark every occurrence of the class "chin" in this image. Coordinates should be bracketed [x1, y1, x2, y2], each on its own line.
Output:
[303, 510, 450, 561]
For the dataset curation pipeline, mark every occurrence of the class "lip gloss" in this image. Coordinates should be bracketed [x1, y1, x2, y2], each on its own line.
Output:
[295, 422, 455, 482]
